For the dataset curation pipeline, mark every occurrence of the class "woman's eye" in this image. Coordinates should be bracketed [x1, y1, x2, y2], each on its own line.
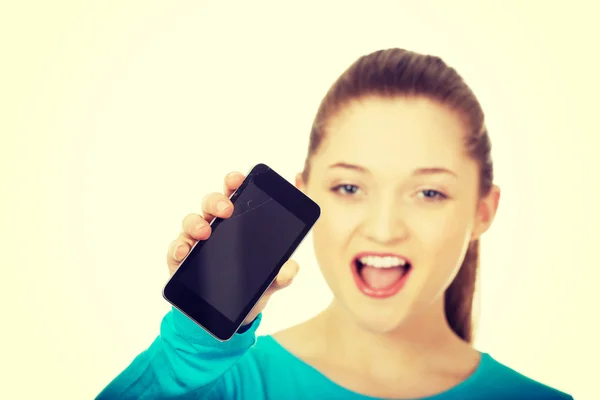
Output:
[332, 184, 360, 196]
[419, 189, 447, 200]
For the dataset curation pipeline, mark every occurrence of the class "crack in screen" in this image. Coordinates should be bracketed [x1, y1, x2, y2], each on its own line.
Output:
[228, 198, 273, 221]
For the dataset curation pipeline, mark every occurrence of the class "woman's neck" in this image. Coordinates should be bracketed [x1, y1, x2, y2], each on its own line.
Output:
[311, 297, 474, 377]
[271, 296, 481, 398]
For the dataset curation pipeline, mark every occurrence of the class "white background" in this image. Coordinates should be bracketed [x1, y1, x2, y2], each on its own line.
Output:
[1, 1, 598, 399]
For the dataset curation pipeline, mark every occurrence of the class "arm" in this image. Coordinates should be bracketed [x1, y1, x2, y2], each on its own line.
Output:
[96, 170, 299, 399]
[95, 308, 261, 400]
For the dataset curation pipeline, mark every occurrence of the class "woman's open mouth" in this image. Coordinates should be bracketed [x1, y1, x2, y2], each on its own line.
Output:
[351, 253, 412, 298]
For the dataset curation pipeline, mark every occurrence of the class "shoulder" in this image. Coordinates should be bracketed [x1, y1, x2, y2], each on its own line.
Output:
[476, 353, 573, 399]
[224, 333, 318, 398]
[242, 322, 324, 375]
[241, 332, 303, 370]
[237, 316, 322, 368]
[250, 334, 288, 360]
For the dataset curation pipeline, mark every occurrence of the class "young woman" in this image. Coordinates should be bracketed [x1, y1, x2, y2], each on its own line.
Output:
[97, 48, 572, 399]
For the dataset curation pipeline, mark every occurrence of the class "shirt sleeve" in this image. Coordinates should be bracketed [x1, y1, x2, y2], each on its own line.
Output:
[95, 307, 262, 399]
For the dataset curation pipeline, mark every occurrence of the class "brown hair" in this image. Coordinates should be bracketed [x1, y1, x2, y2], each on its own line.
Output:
[301, 48, 494, 343]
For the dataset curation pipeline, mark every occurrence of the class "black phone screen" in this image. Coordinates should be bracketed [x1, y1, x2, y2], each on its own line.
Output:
[176, 181, 306, 322]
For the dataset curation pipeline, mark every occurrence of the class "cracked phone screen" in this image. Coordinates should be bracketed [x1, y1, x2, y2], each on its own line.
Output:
[177, 181, 306, 322]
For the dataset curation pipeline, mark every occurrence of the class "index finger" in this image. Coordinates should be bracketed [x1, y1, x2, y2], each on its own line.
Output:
[223, 171, 245, 197]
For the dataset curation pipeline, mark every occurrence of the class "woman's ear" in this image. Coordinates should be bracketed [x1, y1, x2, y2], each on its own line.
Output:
[471, 184, 501, 241]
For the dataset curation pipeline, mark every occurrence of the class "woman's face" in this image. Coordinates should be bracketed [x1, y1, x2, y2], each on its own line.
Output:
[298, 96, 498, 333]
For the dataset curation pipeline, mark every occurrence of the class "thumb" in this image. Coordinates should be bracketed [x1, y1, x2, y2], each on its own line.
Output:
[271, 259, 300, 291]
[241, 259, 300, 326]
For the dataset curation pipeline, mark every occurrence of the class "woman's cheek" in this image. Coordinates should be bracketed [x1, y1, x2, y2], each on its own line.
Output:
[317, 196, 362, 236]
[311, 199, 355, 259]
[407, 206, 470, 256]
[421, 216, 473, 277]
[330, 207, 363, 238]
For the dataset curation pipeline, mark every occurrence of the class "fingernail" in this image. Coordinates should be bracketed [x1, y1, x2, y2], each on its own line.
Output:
[217, 200, 230, 212]
[195, 224, 208, 235]
[174, 244, 184, 261]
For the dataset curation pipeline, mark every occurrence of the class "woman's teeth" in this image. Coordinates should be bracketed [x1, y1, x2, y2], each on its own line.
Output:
[359, 255, 407, 269]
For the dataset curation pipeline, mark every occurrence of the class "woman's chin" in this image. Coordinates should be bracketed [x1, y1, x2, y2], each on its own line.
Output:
[349, 304, 411, 334]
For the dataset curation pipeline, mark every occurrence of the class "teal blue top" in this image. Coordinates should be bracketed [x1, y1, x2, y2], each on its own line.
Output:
[96, 308, 573, 399]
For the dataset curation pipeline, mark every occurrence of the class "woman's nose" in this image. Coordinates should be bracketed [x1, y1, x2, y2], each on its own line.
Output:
[361, 200, 409, 245]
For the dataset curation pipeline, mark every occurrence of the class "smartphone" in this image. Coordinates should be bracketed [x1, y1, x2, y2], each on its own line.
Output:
[163, 163, 321, 341]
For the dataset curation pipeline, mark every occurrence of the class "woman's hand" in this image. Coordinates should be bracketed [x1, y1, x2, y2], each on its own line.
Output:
[166, 171, 299, 326]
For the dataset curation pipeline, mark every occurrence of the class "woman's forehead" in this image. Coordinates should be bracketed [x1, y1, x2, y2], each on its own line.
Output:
[316, 97, 471, 173]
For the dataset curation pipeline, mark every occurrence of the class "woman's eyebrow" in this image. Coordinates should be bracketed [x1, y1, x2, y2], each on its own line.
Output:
[412, 167, 457, 178]
[328, 162, 368, 173]
[328, 163, 457, 178]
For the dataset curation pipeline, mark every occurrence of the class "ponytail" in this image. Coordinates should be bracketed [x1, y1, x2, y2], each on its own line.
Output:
[444, 240, 479, 343]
